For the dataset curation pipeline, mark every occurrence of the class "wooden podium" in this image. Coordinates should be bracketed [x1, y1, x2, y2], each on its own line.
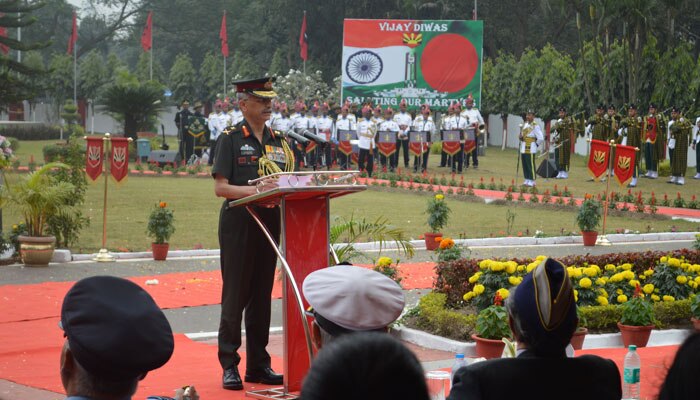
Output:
[229, 171, 366, 399]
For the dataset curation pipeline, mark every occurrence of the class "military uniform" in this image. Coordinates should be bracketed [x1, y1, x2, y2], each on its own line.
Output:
[315, 108, 335, 170]
[617, 106, 643, 187]
[439, 108, 456, 168]
[208, 106, 227, 165]
[292, 109, 313, 170]
[668, 111, 692, 185]
[642, 105, 663, 179]
[586, 112, 607, 141]
[334, 112, 356, 170]
[412, 110, 435, 172]
[520, 117, 544, 187]
[357, 110, 377, 176]
[551, 109, 575, 179]
[228, 105, 244, 126]
[213, 77, 290, 390]
[393, 107, 413, 169]
[174, 101, 193, 162]
[378, 112, 399, 171]
[460, 104, 485, 168]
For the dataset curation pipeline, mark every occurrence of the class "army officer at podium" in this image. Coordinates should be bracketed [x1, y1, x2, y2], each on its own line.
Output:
[212, 77, 294, 391]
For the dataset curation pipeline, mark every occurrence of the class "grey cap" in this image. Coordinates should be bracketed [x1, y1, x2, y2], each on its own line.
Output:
[303, 265, 405, 331]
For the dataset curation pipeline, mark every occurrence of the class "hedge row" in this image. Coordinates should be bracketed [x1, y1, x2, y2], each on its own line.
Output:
[412, 292, 693, 341]
[0, 124, 62, 141]
[434, 249, 700, 308]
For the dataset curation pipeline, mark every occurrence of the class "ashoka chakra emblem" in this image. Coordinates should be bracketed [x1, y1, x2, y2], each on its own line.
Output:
[346, 50, 383, 84]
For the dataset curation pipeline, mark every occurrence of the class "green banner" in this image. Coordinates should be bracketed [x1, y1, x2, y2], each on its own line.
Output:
[341, 19, 483, 112]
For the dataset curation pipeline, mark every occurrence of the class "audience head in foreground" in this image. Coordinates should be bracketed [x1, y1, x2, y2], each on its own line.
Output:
[658, 332, 700, 400]
[303, 265, 405, 349]
[300, 332, 429, 400]
[60, 276, 174, 400]
[448, 258, 622, 400]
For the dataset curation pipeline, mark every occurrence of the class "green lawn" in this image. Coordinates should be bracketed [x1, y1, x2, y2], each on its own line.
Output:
[3, 140, 698, 253]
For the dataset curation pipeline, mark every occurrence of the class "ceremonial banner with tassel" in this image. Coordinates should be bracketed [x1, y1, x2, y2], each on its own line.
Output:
[337, 130, 356, 156]
[409, 131, 429, 156]
[85, 136, 103, 182]
[441, 130, 462, 156]
[377, 131, 397, 157]
[587, 139, 610, 181]
[109, 137, 130, 183]
[613, 144, 637, 188]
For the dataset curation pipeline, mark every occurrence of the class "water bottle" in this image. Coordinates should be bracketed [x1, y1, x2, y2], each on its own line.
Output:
[622, 345, 641, 400]
[451, 353, 467, 381]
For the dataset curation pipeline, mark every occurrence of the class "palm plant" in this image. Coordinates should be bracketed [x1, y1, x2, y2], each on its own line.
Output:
[330, 215, 415, 263]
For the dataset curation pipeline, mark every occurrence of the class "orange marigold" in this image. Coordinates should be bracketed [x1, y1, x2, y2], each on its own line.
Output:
[435, 236, 443, 243]
[159, 201, 167, 208]
[439, 238, 455, 249]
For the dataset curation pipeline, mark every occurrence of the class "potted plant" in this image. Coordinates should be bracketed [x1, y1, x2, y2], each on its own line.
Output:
[147, 201, 175, 260]
[424, 193, 450, 250]
[618, 284, 655, 348]
[575, 194, 602, 246]
[570, 306, 588, 350]
[691, 294, 700, 332]
[472, 291, 511, 359]
[1, 163, 75, 267]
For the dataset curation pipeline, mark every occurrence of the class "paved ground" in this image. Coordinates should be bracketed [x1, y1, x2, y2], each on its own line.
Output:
[0, 238, 695, 399]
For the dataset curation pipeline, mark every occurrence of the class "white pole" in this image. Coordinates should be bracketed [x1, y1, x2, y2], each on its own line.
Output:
[17, 13, 21, 63]
[474, 0, 478, 20]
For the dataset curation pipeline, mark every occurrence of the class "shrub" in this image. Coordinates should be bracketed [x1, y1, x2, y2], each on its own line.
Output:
[414, 292, 476, 341]
[475, 292, 511, 339]
[0, 124, 62, 141]
[576, 195, 602, 231]
[619, 286, 655, 326]
[425, 193, 450, 233]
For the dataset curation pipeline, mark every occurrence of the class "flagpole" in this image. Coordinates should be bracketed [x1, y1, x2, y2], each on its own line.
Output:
[94, 133, 115, 262]
[149, 12, 153, 80]
[596, 139, 614, 246]
[73, 38, 77, 105]
[302, 10, 306, 75]
[223, 55, 227, 95]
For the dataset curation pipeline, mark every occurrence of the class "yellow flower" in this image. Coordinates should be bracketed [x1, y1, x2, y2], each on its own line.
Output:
[463, 291, 476, 301]
[526, 262, 539, 273]
[676, 275, 688, 285]
[468, 272, 482, 284]
[623, 270, 635, 280]
[505, 262, 517, 275]
[535, 255, 547, 261]
[681, 263, 691, 270]
[610, 273, 623, 283]
[620, 263, 633, 271]
[643, 284, 654, 294]
[617, 294, 628, 303]
[12, 224, 17, 230]
[584, 267, 598, 277]
[644, 269, 654, 277]
[574, 290, 579, 302]
[435, 194, 444, 200]
[479, 260, 490, 269]
[616, 289, 623, 295]
[628, 279, 640, 288]
[473, 284, 485, 295]
[605, 264, 616, 271]
[598, 288, 608, 297]
[668, 258, 681, 268]
[491, 262, 505, 272]
[508, 276, 522, 286]
[597, 296, 609, 306]
[579, 278, 592, 289]
[651, 294, 660, 302]
[660, 256, 668, 263]
[663, 295, 675, 302]
[497, 288, 510, 299]
[690, 281, 698, 289]
[376, 256, 393, 267]
[695, 276, 700, 285]
[516, 265, 525, 272]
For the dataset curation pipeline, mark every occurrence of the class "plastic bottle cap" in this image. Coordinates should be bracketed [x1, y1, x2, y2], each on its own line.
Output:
[628, 345, 637, 351]
[456, 353, 465, 359]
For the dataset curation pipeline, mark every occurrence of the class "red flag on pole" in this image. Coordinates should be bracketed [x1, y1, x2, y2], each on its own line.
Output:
[85, 137, 104, 182]
[220, 11, 229, 57]
[67, 11, 78, 55]
[587, 139, 611, 181]
[299, 11, 308, 61]
[141, 11, 153, 52]
[0, 13, 9, 55]
[613, 144, 637, 188]
[109, 137, 130, 183]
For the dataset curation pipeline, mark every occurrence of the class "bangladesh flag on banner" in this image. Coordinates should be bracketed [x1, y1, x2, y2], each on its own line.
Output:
[341, 19, 483, 112]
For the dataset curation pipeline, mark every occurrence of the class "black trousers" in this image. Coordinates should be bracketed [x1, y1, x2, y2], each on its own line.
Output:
[218, 203, 280, 372]
[452, 145, 464, 172]
[208, 139, 217, 165]
[440, 151, 452, 167]
[394, 139, 410, 168]
[465, 148, 478, 167]
[322, 144, 333, 170]
[358, 148, 374, 176]
[413, 151, 429, 172]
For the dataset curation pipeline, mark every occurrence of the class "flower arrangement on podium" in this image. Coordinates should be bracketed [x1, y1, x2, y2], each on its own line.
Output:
[472, 291, 511, 359]
[618, 284, 656, 348]
[424, 194, 450, 250]
[575, 194, 602, 246]
[147, 201, 175, 260]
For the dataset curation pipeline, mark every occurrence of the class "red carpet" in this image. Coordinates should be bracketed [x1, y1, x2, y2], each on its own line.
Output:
[0, 262, 436, 324]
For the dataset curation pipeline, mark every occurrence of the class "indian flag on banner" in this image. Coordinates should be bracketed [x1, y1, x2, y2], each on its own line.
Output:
[341, 19, 483, 112]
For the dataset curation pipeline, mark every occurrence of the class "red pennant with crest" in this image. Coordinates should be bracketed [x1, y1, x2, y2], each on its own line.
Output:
[110, 137, 130, 183]
[587, 139, 610, 181]
[377, 131, 397, 157]
[463, 138, 477, 154]
[441, 130, 462, 156]
[613, 144, 637, 188]
[409, 142, 429, 156]
[85, 136, 103, 181]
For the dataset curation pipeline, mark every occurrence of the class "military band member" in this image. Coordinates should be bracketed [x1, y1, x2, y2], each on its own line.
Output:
[357, 105, 377, 177]
[585, 104, 607, 141]
[439, 103, 456, 168]
[668, 107, 692, 185]
[461, 94, 485, 169]
[617, 104, 643, 187]
[451, 102, 469, 174]
[642, 103, 662, 179]
[292, 101, 313, 169]
[334, 105, 356, 170]
[520, 110, 544, 187]
[174, 99, 192, 161]
[271, 102, 292, 132]
[228, 99, 244, 126]
[221, 100, 233, 128]
[605, 104, 620, 141]
[208, 100, 226, 165]
[266, 100, 282, 128]
[693, 117, 700, 179]
[412, 104, 436, 173]
[316, 103, 335, 170]
[371, 105, 384, 160]
[393, 99, 412, 169]
[551, 107, 574, 179]
[378, 107, 400, 172]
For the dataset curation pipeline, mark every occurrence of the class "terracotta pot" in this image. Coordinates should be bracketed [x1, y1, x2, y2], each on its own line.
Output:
[570, 327, 588, 350]
[152, 243, 170, 261]
[471, 334, 505, 359]
[581, 231, 598, 246]
[424, 232, 442, 251]
[691, 317, 700, 332]
[617, 322, 654, 348]
[18, 235, 56, 267]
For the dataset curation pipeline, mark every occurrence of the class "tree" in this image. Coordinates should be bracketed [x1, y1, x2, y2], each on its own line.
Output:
[651, 41, 696, 109]
[275, 69, 330, 105]
[100, 69, 166, 140]
[79, 50, 107, 103]
[135, 51, 165, 83]
[20, 50, 45, 117]
[268, 47, 287, 76]
[168, 52, 196, 103]
[198, 51, 224, 104]
[46, 52, 74, 120]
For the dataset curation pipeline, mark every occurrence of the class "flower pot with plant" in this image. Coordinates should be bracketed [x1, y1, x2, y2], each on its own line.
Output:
[2, 163, 75, 267]
[425, 193, 450, 250]
[570, 306, 588, 350]
[690, 294, 700, 332]
[472, 291, 511, 359]
[147, 202, 175, 260]
[575, 194, 602, 246]
[618, 284, 655, 348]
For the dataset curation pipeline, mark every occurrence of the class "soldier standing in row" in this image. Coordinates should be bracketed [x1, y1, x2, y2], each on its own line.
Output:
[228, 99, 244, 126]
[208, 100, 225, 165]
[451, 102, 469, 174]
[357, 105, 377, 177]
[335, 104, 355, 170]
[551, 107, 574, 179]
[586, 104, 607, 141]
[519, 110, 544, 187]
[439, 103, 456, 168]
[378, 107, 399, 172]
[292, 102, 313, 169]
[316, 103, 335, 170]
[393, 99, 412, 170]
[461, 94, 485, 169]
[412, 104, 435, 173]
[174, 100, 192, 161]
[617, 104, 643, 187]
[642, 103, 663, 179]
[668, 107, 692, 185]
